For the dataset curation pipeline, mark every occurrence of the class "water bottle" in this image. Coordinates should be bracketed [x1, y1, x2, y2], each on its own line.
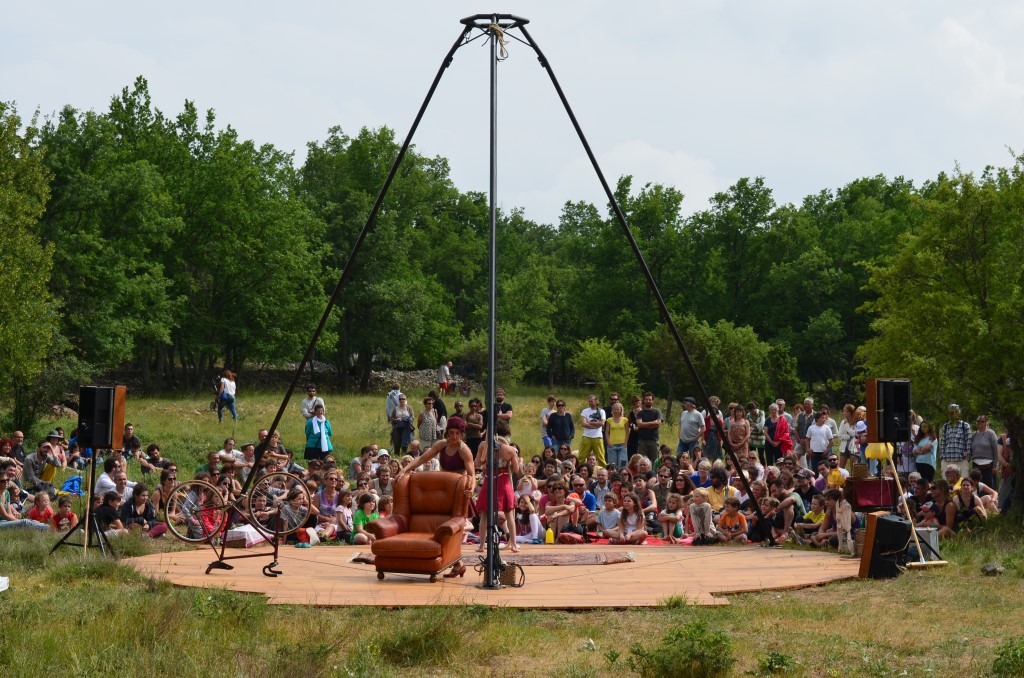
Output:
[545, 526, 555, 544]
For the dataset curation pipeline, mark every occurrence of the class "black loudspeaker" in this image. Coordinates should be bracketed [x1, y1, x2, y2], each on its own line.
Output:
[868, 378, 911, 443]
[78, 386, 115, 448]
[863, 514, 911, 579]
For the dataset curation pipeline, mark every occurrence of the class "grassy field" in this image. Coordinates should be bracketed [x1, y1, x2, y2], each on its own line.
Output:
[4, 389, 1024, 676]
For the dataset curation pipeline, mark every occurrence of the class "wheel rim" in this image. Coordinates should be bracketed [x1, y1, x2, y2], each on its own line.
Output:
[164, 480, 227, 543]
[246, 472, 311, 537]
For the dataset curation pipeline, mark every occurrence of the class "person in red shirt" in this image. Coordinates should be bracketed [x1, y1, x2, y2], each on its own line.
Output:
[50, 495, 79, 532]
[26, 492, 55, 526]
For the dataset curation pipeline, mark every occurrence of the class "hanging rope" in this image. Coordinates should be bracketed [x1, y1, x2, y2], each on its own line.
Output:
[489, 23, 509, 60]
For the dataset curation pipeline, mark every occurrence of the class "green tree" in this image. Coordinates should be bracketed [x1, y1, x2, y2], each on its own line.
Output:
[859, 162, 1024, 506]
[566, 338, 640, 403]
[0, 102, 64, 430]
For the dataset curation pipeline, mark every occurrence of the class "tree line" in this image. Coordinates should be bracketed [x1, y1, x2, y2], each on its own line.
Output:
[2, 78, 1022, 470]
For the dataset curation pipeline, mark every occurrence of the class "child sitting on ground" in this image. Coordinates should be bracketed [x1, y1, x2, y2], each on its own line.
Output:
[689, 487, 716, 545]
[811, 488, 843, 548]
[50, 495, 78, 532]
[351, 493, 379, 545]
[657, 492, 684, 544]
[515, 495, 545, 543]
[715, 497, 748, 544]
[335, 490, 354, 543]
[609, 492, 648, 545]
[26, 492, 55, 527]
[793, 494, 826, 541]
[595, 492, 622, 540]
[377, 495, 393, 519]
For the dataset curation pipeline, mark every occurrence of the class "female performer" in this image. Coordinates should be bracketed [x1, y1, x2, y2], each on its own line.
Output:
[475, 419, 521, 553]
[399, 417, 475, 577]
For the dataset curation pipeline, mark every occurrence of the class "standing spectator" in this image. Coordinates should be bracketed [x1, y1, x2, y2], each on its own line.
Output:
[746, 401, 766, 465]
[418, 397, 439, 450]
[626, 395, 642, 460]
[837, 404, 859, 469]
[540, 395, 556, 450]
[703, 396, 725, 462]
[384, 382, 402, 422]
[776, 399, 795, 429]
[388, 394, 414, 456]
[727, 405, 751, 458]
[677, 397, 705, 457]
[633, 393, 662, 463]
[301, 384, 325, 420]
[304, 403, 333, 462]
[217, 369, 238, 423]
[545, 399, 575, 451]
[437, 361, 452, 395]
[763, 403, 792, 466]
[795, 398, 816, 468]
[578, 395, 607, 468]
[428, 391, 448, 427]
[971, 415, 998, 488]
[605, 402, 629, 469]
[464, 398, 484, 456]
[806, 411, 834, 471]
[486, 387, 513, 437]
[939, 403, 972, 469]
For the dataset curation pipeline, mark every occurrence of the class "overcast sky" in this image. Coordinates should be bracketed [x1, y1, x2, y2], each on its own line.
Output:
[4, 1, 1023, 225]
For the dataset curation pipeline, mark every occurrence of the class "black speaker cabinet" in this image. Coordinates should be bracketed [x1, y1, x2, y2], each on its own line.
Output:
[859, 512, 911, 579]
[865, 378, 912, 443]
[77, 385, 126, 449]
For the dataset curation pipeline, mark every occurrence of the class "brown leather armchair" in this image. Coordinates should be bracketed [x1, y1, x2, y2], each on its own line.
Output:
[365, 471, 471, 582]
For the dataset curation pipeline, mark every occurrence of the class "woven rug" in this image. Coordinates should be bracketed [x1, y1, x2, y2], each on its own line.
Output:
[350, 551, 635, 566]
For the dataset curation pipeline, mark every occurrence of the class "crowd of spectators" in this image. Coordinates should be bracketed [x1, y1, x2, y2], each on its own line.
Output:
[0, 385, 1012, 556]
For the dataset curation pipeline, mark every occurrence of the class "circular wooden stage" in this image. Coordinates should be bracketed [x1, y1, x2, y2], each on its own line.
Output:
[125, 543, 860, 607]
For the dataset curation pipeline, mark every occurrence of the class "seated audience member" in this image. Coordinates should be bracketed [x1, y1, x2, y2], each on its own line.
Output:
[195, 451, 222, 476]
[120, 483, 166, 537]
[690, 460, 712, 488]
[26, 492, 55, 527]
[951, 477, 987, 530]
[515, 495, 545, 543]
[608, 492, 648, 545]
[810, 490, 841, 548]
[793, 494, 826, 541]
[335, 490, 354, 543]
[657, 492, 684, 543]
[371, 464, 393, 498]
[688, 487, 716, 545]
[350, 492, 378, 545]
[543, 479, 577, 538]
[95, 491, 130, 537]
[594, 492, 621, 540]
[967, 468, 999, 515]
[706, 467, 737, 515]
[50, 495, 79, 532]
[918, 479, 956, 539]
[23, 440, 63, 495]
[716, 497, 748, 544]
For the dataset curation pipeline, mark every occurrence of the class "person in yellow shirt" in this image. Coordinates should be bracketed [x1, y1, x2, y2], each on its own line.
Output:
[793, 494, 826, 541]
[706, 467, 737, 514]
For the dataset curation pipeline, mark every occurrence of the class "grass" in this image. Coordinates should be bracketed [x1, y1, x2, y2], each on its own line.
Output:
[5, 390, 1024, 675]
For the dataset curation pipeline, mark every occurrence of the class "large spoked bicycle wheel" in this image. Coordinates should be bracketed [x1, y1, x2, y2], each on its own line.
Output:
[246, 472, 311, 537]
[164, 480, 227, 544]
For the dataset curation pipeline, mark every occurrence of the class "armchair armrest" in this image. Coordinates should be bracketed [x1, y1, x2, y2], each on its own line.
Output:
[434, 516, 466, 540]
[366, 515, 407, 539]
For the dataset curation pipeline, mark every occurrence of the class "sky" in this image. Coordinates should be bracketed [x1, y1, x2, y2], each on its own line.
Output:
[4, 1, 1024, 225]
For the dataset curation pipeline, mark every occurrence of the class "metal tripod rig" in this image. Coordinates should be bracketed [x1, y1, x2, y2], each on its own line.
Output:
[245, 12, 774, 587]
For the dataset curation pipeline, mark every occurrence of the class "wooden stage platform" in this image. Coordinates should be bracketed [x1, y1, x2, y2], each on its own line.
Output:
[125, 544, 860, 608]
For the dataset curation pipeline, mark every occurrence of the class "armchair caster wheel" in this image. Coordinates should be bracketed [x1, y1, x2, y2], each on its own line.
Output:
[430, 574, 437, 583]
[377, 571, 385, 580]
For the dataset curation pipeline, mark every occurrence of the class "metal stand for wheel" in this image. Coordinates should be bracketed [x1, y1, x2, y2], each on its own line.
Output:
[202, 512, 284, 577]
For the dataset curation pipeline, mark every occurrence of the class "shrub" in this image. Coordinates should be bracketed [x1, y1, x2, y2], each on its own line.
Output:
[626, 620, 735, 678]
[992, 636, 1024, 677]
[754, 651, 801, 676]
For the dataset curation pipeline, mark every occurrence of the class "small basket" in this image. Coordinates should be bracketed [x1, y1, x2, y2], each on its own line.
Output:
[852, 463, 870, 480]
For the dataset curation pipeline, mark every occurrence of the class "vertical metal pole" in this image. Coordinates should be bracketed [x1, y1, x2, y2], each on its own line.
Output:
[483, 17, 500, 589]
